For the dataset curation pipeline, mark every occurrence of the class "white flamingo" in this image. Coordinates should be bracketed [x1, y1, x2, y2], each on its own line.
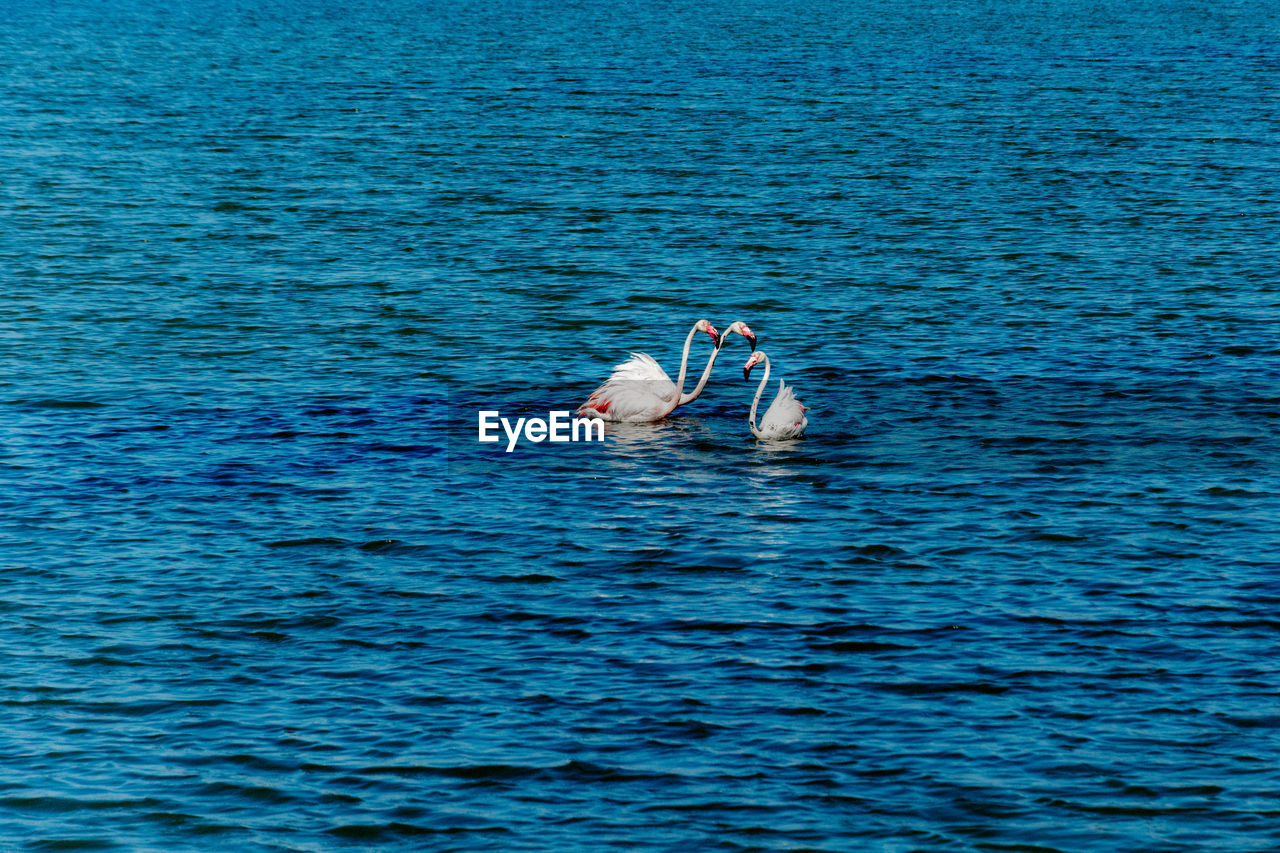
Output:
[743, 349, 808, 439]
[578, 320, 757, 423]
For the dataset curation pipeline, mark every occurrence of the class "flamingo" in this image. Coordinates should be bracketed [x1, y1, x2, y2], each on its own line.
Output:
[743, 349, 808, 439]
[578, 320, 757, 423]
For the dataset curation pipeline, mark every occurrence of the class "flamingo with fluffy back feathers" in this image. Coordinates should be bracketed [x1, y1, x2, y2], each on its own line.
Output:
[743, 349, 808, 439]
[577, 320, 757, 423]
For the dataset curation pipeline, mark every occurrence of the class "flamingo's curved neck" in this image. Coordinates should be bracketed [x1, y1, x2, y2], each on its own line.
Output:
[664, 323, 702, 416]
[747, 354, 770, 438]
[678, 343, 722, 406]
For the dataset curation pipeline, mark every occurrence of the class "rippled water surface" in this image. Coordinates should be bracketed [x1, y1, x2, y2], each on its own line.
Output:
[4, 0, 1280, 849]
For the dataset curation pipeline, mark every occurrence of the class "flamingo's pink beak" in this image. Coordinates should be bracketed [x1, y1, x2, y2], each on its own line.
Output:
[741, 326, 757, 351]
[705, 324, 720, 347]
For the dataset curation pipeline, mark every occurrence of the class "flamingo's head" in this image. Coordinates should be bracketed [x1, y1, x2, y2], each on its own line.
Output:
[743, 350, 767, 381]
[719, 321, 756, 351]
[696, 319, 720, 347]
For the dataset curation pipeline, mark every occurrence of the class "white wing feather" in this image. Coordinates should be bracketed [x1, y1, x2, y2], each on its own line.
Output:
[758, 379, 808, 439]
[603, 352, 671, 384]
[578, 351, 679, 422]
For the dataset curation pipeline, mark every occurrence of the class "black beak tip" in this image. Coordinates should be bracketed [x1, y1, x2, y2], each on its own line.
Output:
[747, 336, 757, 352]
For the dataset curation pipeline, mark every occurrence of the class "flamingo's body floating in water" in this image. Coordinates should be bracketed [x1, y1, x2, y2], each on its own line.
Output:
[743, 349, 808, 439]
[578, 320, 756, 423]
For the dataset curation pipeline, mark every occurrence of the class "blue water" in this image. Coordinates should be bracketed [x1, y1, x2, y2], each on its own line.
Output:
[4, 0, 1280, 849]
